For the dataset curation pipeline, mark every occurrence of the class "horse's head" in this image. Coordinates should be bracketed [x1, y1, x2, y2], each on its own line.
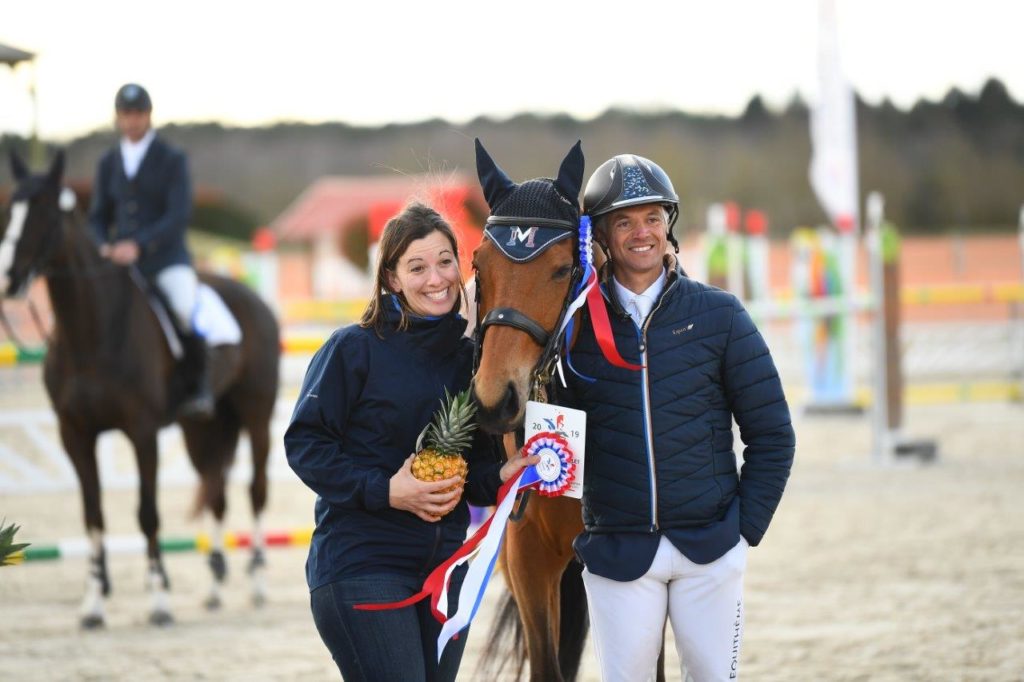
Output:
[1, 151, 66, 299]
[470, 139, 584, 434]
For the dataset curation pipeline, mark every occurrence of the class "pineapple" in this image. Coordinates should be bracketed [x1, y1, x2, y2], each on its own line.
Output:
[411, 389, 477, 504]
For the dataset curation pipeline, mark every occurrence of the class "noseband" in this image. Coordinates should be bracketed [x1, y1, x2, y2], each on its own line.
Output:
[473, 216, 581, 401]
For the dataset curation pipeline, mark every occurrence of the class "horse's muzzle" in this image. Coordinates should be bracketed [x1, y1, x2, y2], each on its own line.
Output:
[470, 379, 522, 435]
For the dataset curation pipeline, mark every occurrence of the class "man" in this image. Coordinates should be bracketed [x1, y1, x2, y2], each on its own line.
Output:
[565, 154, 795, 681]
[88, 83, 213, 418]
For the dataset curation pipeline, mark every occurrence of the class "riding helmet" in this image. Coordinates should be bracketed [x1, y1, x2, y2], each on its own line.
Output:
[115, 83, 152, 112]
[583, 154, 680, 246]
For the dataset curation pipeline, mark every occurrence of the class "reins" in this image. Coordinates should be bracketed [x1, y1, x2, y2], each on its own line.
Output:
[0, 298, 50, 350]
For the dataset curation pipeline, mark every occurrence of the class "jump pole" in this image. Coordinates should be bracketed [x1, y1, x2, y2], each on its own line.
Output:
[866, 191, 937, 464]
[867, 192, 891, 463]
[9, 528, 314, 564]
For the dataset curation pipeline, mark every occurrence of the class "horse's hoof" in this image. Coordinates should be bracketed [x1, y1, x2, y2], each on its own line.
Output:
[149, 610, 174, 627]
[204, 595, 222, 611]
[80, 614, 105, 630]
[252, 592, 266, 608]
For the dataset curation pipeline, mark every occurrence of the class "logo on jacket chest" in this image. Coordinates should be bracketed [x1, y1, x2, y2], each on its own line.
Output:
[672, 322, 694, 335]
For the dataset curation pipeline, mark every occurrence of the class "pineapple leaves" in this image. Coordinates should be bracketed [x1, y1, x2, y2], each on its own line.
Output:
[0, 518, 30, 567]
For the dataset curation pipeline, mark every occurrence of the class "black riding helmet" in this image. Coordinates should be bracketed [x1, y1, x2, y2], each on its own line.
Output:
[583, 154, 680, 251]
[115, 83, 152, 112]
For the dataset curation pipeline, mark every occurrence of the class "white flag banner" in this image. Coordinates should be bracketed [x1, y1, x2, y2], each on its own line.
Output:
[810, 0, 859, 234]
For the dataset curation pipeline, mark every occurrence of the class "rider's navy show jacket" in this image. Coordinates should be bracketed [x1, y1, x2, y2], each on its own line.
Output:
[87, 135, 192, 277]
[285, 299, 503, 591]
[566, 260, 795, 581]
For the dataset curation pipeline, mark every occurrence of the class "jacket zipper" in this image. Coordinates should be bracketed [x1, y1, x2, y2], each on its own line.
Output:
[638, 329, 658, 531]
[637, 277, 676, 531]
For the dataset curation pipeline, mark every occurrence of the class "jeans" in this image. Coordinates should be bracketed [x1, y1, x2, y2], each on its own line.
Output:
[310, 569, 468, 682]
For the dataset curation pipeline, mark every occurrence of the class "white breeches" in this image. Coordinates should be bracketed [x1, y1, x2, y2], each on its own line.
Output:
[582, 536, 748, 682]
[156, 264, 199, 331]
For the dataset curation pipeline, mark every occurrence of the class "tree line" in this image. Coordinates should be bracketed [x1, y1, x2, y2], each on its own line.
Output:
[2, 78, 1022, 239]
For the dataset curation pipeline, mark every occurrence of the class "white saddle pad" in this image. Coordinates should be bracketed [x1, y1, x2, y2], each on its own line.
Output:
[193, 284, 242, 346]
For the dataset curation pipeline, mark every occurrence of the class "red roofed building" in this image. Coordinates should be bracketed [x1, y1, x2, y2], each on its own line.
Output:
[271, 175, 486, 299]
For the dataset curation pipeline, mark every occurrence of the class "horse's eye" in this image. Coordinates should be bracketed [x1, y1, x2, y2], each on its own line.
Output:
[552, 265, 572, 281]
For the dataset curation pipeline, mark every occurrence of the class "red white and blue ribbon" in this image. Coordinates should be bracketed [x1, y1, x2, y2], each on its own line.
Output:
[523, 431, 575, 497]
[353, 464, 543, 662]
[560, 216, 644, 378]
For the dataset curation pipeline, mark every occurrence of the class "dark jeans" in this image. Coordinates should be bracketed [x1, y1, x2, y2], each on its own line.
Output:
[310, 569, 468, 682]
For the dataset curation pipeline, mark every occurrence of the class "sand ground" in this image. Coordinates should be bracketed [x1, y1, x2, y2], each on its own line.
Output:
[1, 372, 1023, 680]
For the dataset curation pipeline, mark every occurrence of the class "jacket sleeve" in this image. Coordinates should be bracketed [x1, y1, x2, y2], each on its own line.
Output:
[463, 429, 504, 507]
[284, 333, 391, 511]
[723, 300, 795, 546]
[87, 156, 113, 245]
[133, 149, 192, 255]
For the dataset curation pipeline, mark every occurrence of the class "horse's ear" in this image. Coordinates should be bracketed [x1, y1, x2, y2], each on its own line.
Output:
[46, 150, 66, 186]
[475, 138, 516, 210]
[554, 140, 584, 205]
[9, 150, 29, 181]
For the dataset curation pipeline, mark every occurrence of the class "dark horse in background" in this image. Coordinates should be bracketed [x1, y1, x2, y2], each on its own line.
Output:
[470, 141, 666, 681]
[1, 151, 280, 627]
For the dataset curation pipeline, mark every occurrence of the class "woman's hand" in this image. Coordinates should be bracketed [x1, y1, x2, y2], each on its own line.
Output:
[499, 448, 542, 483]
[389, 455, 463, 522]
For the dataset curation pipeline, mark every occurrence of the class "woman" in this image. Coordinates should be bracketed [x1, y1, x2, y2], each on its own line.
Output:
[285, 202, 536, 681]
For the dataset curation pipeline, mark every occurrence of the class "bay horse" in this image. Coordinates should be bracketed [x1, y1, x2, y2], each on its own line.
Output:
[470, 140, 667, 681]
[469, 139, 590, 682]
[1, 151, 280, 627]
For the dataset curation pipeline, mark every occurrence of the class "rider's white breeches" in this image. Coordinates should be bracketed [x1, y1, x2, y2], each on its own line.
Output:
[582, 535, 748, 682]
[156, 264, 199, 331]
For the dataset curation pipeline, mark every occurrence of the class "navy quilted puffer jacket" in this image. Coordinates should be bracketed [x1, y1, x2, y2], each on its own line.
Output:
[566, 261, 795, 547]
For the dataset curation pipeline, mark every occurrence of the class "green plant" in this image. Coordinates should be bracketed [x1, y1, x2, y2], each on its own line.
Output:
[0, 518, 29, 566]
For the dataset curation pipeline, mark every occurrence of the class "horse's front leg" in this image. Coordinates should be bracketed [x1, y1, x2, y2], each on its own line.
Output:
[129, 429, 173, 626]
[505, 500, 573, 682]
[61, 422, 108, 629]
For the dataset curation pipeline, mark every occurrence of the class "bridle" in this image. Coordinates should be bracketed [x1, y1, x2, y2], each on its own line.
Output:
[0, 186, 64, 349]
[0, 187, 119, 351]
[471, 215, 583, 522]
[472, 216, 582, 403]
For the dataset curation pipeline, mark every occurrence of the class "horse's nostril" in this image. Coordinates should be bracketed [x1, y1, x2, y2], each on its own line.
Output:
[501, 382, 519, 420]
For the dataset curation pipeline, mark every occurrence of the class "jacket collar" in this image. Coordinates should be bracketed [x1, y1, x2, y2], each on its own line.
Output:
[381, 294, 468, 356]
[598, 254, 684, 320]
[114, 134, 164, 181]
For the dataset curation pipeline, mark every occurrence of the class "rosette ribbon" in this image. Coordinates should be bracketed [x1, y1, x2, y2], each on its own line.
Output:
[523, 431, 575, 497]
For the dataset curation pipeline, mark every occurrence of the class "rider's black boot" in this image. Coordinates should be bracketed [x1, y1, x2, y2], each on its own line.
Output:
[177, 332, 215, 419]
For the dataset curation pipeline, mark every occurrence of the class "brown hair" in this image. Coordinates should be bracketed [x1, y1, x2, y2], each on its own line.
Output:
[360, 202, 465, 334]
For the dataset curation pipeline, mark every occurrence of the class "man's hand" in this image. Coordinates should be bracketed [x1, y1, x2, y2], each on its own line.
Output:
[389, 455, 463, 522]
[499, 448, 542, 483]
[100, 240, 140, 265]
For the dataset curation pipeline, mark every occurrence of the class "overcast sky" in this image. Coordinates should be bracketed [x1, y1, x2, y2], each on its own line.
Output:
[2, 0, 1021, 141]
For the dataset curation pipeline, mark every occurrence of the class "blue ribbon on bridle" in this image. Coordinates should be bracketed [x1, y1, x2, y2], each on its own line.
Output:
[559, 216, 596, 383]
